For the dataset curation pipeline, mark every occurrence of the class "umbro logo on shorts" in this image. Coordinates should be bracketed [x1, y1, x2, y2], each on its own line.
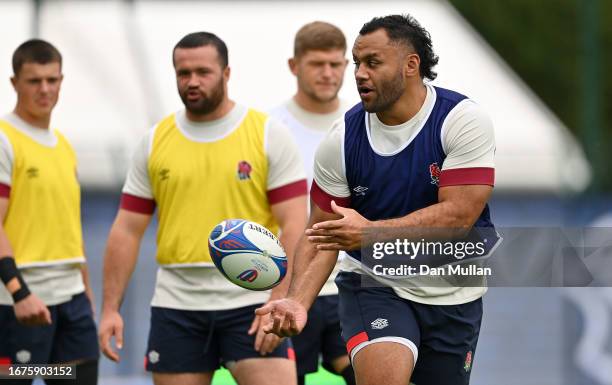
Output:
[353, 186, 368, 196]
[370, 318, 389, 330]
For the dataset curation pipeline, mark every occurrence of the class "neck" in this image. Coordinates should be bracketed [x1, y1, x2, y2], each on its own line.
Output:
[376, 82, 427, 126]
[293, 92, 339, 114]
[13, 106, 50, 129]
[186, 98, 235, 122]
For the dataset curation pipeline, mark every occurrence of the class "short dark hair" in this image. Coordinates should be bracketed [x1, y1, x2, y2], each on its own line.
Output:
[12, 39, 62, 76]
[294, 21, 346, 57]
[360, 14, 439, 81]
[173, 32, 228, 68]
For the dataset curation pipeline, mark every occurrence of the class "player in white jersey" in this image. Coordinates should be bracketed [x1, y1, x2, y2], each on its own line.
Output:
[269, 21, 355, 385]
[258, 14, 498, 385]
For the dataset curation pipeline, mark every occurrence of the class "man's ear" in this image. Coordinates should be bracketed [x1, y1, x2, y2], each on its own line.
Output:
[289, 57, 298, 76]
[404, 53, 421, 79]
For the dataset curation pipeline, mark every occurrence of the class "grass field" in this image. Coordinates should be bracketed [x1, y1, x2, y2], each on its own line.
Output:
[211, 366, 345, 385]
[51, 366, 346, 385]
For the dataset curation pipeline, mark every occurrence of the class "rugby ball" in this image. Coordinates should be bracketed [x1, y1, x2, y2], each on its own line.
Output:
[208, 219, 287, 291]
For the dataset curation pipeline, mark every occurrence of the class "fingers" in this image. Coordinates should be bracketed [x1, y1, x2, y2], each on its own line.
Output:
[311, 220, 343, 231]
[254, 325, 265, 353]
[100, 328, 118, 362]
[115, 321, 124, 351]
[288, 312, 300, 335]
[41, 306, 52, 325]
[14, 298, 52, 326]
[305, 227, 339, 236]
[259, 333, 281, 355]
[306, 235, 339, 244]
[248, 314, 261, 335]
[100, 317, 123, 362]
[330, 200, 349, 215]
[254, 303, 274, 316]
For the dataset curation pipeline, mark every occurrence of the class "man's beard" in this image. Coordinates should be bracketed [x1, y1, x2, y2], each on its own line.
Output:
[180, 78, 225, 115]
[361, 71, 405, 113]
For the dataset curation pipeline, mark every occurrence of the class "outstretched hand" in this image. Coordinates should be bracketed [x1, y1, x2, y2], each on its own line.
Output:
[305, 201, 371, 251]
[254, 298, 307, 337]
[248, 311, 283, 355]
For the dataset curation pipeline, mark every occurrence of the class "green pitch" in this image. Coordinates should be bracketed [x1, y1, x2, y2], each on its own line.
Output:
[211, 366, 345, 385]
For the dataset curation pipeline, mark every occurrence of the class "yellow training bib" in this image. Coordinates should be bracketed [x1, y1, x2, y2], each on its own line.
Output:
[0, 120, 84, 267]
[148, 109, 278, 266]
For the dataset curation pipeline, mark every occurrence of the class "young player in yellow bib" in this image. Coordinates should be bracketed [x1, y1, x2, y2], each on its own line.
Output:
[269, 22, 355, 385]
[98, 32, 307, 385]
[0, 39, 99, 384]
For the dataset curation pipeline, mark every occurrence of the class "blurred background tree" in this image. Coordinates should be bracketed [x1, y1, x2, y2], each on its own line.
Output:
[450, 0, 610, 192]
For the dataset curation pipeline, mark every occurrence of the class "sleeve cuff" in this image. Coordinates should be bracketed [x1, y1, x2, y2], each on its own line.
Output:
[310, 181, 350, 213]
[120, 193, 156, 214]
[267, 179, 308, 205]
[439, 167, 495, 187]
[0, 183, 10, 198]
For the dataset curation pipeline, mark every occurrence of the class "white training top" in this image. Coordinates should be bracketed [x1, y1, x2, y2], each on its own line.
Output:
[313, 84, 496, 305]
[0, 113, 84, 306]
[269, 97, 354, 296]
[123, 104, 307, 310]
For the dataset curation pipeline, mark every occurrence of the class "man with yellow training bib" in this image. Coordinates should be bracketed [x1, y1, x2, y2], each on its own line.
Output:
[0, 39, 99, 384]
[98, 32, 307, 385]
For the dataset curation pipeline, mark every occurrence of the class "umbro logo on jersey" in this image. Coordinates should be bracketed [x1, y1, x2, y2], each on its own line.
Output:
[353, 186, 368, 196]
[159, 169, 170, 181]
[26, 167, 39, 178]
[370, 318, 389, 330]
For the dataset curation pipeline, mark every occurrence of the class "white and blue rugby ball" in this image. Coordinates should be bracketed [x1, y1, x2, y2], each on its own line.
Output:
[208, 219, 287, 291]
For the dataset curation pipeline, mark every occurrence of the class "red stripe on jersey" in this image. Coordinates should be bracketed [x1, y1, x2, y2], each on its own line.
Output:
[310, 181, 350, 213]
[346, 331, 369, 355]
[267, 179, 308, 205]
[439, 167, 494, 187]
[120, 193, 156, 214]
[287, 347, 296, 361]
[0, 183, 10, 198]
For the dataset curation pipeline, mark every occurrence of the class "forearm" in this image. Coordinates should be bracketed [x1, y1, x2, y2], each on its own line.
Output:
[287, 235, 338, 309]
[0, 226, 22, 295]
[375, 186, 491, 241]
[270, 223, 302, 300]
[102, 228, 141, 312]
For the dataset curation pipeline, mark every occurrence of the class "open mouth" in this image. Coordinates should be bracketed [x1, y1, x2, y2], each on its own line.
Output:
[358, 86, 374, 98]
[187, 91, 202, 101]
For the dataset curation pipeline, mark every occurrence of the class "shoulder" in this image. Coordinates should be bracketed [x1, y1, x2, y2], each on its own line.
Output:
[318, 118, 345, 154]
[443, 99, 493, 138]
[433, 86, 469, 105]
